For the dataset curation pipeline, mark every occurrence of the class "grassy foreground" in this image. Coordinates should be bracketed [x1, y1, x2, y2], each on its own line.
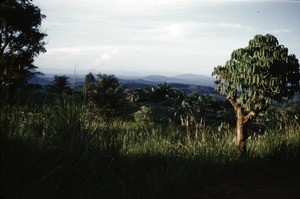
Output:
[1, 103, 300, 198]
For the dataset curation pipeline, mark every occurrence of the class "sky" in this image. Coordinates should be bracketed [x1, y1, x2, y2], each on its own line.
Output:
[33, 0, 300, 77]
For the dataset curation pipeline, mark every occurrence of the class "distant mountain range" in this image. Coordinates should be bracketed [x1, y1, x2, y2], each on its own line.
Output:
[29, 76, 52, 85]
[29, 73, 215, 88]
[117, 73, 215, 87]
[28, 73, 219, 96]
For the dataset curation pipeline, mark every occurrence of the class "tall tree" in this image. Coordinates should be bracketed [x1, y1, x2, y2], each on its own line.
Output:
[146, 82, 175, 102]
[48, 75, 71, 94]
[212, 34, 300, 153]
[82, 72, 97, 102]
[0, 0, 47, 103]
[93, 74, 125, 118]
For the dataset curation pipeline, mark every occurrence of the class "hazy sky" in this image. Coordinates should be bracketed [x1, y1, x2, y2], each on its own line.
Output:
[33, 0, 300, 76]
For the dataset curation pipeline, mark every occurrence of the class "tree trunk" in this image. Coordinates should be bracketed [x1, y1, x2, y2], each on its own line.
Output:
[236, 107, 247, 153]
[229, 98, 262, 154]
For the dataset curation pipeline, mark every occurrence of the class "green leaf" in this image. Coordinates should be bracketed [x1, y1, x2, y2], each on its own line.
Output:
[253, 91, 257, 99]
[248, 90, 253, 97]
[256, 76, 260, 84]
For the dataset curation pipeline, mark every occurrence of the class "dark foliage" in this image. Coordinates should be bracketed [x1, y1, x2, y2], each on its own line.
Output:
[91, 74, 126, 119]
[0, 0, 47, 104]
[47, 75, 72, 94]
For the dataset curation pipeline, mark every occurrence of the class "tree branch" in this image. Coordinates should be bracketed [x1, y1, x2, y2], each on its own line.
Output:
[244, 111, 257, 124]
[243, 100, 268, 124]
[228, 98, 239, 110]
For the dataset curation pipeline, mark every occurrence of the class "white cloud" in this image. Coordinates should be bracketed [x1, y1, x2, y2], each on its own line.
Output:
[272, 29, 293, 34]
[142, 21, 246, 42]
[219, 23, 243, 28]
[100, 54, 112, 60]
[101, 48, 119, 60]
[46, 46, 104, 55]
[145, 23, 185, 38]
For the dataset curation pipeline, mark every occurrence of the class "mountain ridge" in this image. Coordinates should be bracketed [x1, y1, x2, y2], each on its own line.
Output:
[29, 73, 215, 88]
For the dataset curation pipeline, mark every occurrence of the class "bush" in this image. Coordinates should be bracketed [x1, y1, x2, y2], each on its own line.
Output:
[91, 74, 125, 119]
[133, 106, 153, 125]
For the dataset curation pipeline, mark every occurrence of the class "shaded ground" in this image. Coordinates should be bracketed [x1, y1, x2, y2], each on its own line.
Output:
[1, 160, 300, 198]
[200, 163, 300, 199]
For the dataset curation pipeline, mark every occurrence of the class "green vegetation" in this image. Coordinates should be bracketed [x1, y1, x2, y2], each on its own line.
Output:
[47, 75, 72, 94]
[1, 1, 300, 197]
[0, 0, 47, 104]
[1, 91, 300, 198]
[213, 34, 300, 152]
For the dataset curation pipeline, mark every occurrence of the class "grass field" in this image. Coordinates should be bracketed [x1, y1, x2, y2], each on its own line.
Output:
[1, 101, 300, 198]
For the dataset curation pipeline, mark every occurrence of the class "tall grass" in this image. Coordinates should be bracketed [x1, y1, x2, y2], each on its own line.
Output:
[1, 103, 300, 198]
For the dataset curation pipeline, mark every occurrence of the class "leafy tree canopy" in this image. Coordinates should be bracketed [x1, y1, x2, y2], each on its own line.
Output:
[212, 34, 300, 152]
[145, 82, 176, 102]
[0, 0, 46, 102]
[82, 72, 97, 98]
[213, 34, 299, 113]
[92, 74, 125, 118]
[47, 75, 71, 94]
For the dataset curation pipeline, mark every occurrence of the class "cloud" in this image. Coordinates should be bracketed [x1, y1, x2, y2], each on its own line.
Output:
[145, 23, 185, 38]
[219, 23, 243, 28]
[46, 46, 104, 55]
[143, 21, 245, 41]
[101, 48, 119, 60]
[272, 29, 293, 34]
